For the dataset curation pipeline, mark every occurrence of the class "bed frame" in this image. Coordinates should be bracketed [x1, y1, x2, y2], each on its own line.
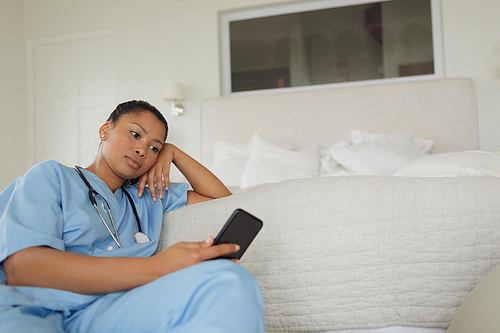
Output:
[201, 78, 478, 166]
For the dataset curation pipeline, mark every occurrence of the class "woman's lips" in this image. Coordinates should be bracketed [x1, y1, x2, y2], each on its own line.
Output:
[126, 156, 141, 169]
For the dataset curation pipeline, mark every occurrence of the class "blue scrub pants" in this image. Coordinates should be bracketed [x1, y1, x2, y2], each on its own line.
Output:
[0, 260, 265, 333]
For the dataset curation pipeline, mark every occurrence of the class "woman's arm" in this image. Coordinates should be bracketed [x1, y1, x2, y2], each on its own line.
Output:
[138, 144, 231, 205]
[4, 238, 239, 294]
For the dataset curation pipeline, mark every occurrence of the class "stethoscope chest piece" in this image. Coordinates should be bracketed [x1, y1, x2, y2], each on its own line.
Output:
[134, 232, 150, 245]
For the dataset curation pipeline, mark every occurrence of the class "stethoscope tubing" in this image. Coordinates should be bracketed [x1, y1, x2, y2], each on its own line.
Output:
[75, 166, 149, 248]
[92, 201, 122, 248]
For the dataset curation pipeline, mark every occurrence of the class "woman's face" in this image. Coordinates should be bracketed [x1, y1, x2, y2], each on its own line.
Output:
[100, 111, 166, 181]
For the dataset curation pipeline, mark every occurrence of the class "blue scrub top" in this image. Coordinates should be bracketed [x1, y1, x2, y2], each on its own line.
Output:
[0, 160, 188, 312]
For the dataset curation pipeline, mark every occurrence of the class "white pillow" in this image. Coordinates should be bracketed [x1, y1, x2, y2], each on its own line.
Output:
[350, 130, 435, 153]
[394, 151, 500, 177]
[320, 141, 352, 177]
[240, 133, 320, 188]
[329, 132, 426, 175]
[209, 141, 249, 187]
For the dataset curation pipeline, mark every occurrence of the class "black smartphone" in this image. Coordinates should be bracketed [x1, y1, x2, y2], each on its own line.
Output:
[213, 209, 263, 260]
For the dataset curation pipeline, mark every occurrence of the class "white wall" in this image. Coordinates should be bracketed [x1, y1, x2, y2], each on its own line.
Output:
[1, 0, 499, 189]
[0, 0, 26, 191]
[441, 0, 500, 152]
[18, 0, 293, 185]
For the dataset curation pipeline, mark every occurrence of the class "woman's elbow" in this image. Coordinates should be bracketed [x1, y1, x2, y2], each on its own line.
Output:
[3, 246, 46, 286]
[186, 190, 232, 206]
[3, 252, 24, 286]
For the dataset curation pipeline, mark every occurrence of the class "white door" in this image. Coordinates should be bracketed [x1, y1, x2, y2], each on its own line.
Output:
[28, 31, 114, 167]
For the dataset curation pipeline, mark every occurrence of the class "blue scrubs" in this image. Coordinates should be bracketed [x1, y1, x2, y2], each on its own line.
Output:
[0, 160, 265, 332]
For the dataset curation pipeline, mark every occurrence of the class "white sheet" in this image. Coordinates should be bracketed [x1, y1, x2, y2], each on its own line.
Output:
[313, 327, 446, 333]
[158, 176, 500, 331]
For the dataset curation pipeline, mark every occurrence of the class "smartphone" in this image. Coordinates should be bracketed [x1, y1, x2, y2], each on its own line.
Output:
[213, 209, 263, 260]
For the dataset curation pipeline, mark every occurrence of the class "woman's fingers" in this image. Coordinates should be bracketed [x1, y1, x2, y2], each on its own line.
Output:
[156, 164, 170, 200]
[146, 168, 158, 201]
[202, 243, 240, 261]
[177, 239, 240, 261]
[204, 236, 214, 246]
[137, 144, 176, 200]
[144, 161, 171, 202]
[137, 173, 148, 197]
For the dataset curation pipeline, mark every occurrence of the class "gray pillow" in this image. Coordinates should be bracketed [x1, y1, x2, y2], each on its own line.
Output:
[446, 263, 500, 333]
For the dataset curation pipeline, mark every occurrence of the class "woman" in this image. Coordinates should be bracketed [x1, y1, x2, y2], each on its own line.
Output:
[0, 101, 265, 332]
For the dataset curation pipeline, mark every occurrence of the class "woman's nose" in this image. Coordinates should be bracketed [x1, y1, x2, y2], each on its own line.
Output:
[135, 147, 146, 157]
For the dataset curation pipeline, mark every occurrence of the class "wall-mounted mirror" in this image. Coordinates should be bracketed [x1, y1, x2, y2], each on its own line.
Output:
[220, 0, 442, 95]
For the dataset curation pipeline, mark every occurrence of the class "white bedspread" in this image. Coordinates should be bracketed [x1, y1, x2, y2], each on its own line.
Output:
[157, 176, 500, 331]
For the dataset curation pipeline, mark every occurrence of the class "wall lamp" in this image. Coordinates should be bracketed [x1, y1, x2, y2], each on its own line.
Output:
[164, 82, 185, 117]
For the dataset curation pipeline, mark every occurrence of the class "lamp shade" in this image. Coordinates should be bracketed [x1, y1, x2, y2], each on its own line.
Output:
[164, 82, 185, 101]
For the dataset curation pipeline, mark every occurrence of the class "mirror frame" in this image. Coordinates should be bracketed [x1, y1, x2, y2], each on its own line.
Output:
[219, 0, 443, 96]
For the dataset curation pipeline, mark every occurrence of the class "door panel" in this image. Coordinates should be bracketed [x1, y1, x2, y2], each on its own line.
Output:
[31, 33, 113, 167]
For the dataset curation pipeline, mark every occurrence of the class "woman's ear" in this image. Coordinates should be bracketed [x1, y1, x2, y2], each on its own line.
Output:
[99, 121, 111, 140]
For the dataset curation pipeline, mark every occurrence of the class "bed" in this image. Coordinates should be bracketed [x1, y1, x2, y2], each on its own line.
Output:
[157, 78, 500, 332]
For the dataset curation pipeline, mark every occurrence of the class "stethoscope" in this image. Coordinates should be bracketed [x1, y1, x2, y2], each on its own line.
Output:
[75, 166, 150, 248]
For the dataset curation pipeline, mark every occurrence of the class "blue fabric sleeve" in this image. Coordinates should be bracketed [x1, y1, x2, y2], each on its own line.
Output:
[161, 182, 189, 214]
[0, 162, 65, 264]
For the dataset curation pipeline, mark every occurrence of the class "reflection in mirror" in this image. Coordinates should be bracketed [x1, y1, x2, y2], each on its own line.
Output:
[224, 0, 438, 94]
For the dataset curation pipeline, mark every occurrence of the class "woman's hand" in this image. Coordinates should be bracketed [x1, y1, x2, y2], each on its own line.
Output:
[150, 237, 240, 277]
[137, 143, 232, 204]
[138, 144, 176, 201]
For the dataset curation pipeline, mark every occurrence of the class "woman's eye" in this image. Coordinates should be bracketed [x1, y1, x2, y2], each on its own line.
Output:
[150, 146, 159, 153]
[131, 131, 140, 138]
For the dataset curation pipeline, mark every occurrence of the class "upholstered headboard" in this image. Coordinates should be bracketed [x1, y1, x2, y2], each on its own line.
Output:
[201, 78, 478, 167]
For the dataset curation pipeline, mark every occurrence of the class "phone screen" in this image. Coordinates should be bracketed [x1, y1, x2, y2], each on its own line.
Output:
[213, 209, 263, 260]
